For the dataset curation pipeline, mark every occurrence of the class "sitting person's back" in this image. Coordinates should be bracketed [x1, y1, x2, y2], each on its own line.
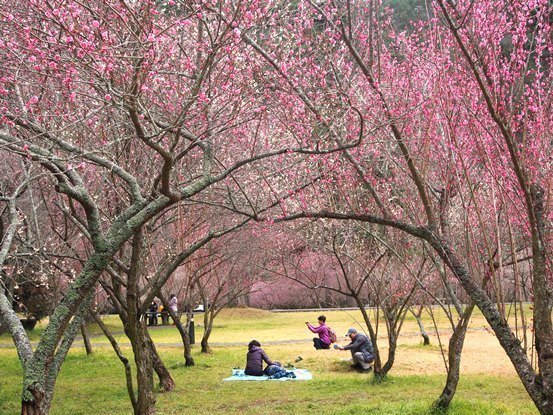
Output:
[245, 340, 274, 376]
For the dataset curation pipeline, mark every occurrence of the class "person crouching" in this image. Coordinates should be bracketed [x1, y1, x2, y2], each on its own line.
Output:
[305, 315, 331, 350]
[335, 328, 374, 372]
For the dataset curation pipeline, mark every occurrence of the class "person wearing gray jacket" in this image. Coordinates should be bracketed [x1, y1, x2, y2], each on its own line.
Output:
[336, 328, 374, 372]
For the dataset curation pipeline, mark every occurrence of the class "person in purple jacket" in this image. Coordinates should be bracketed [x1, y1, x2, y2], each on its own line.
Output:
[245, 340, 277, 376]
[305, 315, 331, 350]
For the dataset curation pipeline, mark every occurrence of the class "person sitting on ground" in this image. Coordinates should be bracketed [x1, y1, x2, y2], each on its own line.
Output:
[245, 340, 276, 376]
[335, 328, 374, 372]
[244, 340, 296, 379]
[305, 315, 331, 350]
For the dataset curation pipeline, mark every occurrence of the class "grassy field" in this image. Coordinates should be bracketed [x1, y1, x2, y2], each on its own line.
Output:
[0, 307, 538, 414]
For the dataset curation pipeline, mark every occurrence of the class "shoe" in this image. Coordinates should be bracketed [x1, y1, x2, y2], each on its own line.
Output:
[350, 363, 361, 369]
[359, 366, 372, 373]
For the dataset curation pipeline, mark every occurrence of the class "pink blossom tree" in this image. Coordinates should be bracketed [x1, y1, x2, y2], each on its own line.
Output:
[0, 1, 349, 413]
[213, 0, 551, 411]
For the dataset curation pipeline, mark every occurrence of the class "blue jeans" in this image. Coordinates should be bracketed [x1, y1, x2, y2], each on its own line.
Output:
[264, 364, 285, 377]
[264, 364, 296, 379]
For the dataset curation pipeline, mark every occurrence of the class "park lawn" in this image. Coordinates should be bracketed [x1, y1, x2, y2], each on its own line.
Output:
[0, 304, 528, 346]
[0, 307, 538, 414]
[0, 344, 536, 415]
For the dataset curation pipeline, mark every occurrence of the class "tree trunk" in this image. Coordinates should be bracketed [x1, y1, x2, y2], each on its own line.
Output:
[159, 294, 194, 366]
[201, 325, 212, 354]
[80, 323, 93, 356]
[145, 332, 175, 392]
[175, 317, 195, 366]
[356, 300, 382, 373]
[378, 333, 397, 379]
[427, 232, 553, 415]
[117, 308, 175, 392]
[126, 313, 156, 415]
[178, 315, 194, 366]
[201, 308, 213, 354]
[530, 185, 553, 408]
[433, 304, 474, 410]
[21, 400, 44, 415]
[414, 310, 430, 345]
[93, 313, 137, 413]
[126, 230, 156, 415]
[21, 380, 48, 415]
[375, 334, 397, 378]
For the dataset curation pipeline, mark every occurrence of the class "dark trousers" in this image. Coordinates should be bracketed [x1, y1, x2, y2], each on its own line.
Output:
[313, 338, 330, 350]
[147, 313, 158, 326]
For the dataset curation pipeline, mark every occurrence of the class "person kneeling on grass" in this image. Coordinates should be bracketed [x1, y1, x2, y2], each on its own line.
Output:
[335, 328, 374, 372]
[244, 340, 296, 379]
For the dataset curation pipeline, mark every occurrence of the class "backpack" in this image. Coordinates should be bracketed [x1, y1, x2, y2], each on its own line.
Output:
[327, 327, 337, 343]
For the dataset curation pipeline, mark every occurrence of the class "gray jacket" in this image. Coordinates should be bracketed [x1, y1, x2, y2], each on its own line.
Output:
[343, 333, 374, 361]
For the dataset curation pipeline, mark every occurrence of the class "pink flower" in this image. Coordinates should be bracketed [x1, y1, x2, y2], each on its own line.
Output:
[92, 20, 100, 28]
[104, 94, 112, 101]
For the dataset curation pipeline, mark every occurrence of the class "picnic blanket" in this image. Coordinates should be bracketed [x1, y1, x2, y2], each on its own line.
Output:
[223, 368, 312, 381]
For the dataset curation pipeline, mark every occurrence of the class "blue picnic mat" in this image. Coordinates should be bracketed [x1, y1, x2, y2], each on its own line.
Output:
[223, 368, 312, 381]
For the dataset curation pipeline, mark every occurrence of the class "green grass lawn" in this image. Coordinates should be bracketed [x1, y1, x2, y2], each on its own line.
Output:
[0, 307, 538, 414]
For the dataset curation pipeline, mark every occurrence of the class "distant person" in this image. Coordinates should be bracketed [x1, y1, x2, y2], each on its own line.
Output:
[305, 315, 331, 349]
[169, 294, 178, 313]
[335, 328, 374, 372]
[148, 301, 158, 326]
[159, 304, 170, 325]
[169, 294, 178, 325]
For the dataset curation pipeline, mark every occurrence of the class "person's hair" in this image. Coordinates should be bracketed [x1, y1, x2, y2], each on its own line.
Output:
[248, 340, 261, 350]
[170, 294, 175, 299]
[317, 315, 326, 322]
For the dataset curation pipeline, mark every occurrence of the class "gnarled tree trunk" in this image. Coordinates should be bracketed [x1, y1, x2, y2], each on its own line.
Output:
[201, 324, 212, 354]
[433, 304, 474, 410]
[160, 294, 194, 366]
[21, 389, 46, 415]
[126, 230, 156, 415]
[145, 331, 175, 391]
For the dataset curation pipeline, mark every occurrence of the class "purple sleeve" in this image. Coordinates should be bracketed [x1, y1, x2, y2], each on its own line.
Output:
[308, 324, 324, 333]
